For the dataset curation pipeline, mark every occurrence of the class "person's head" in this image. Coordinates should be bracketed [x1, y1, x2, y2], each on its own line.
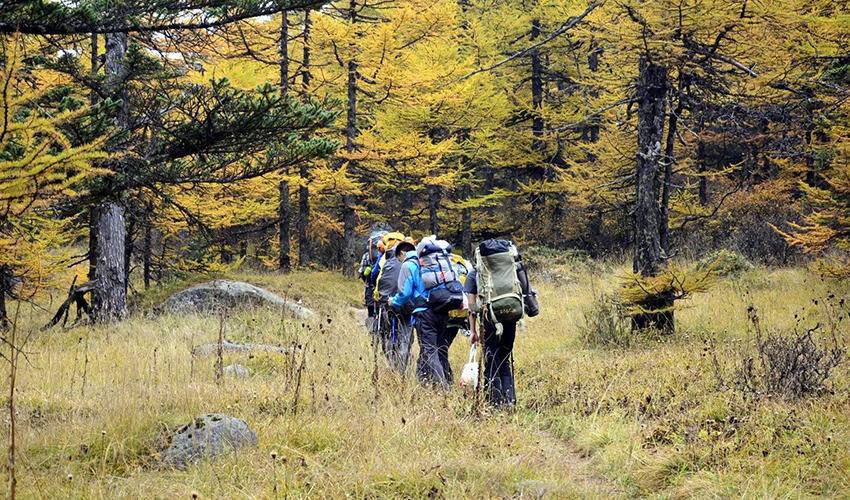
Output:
[395, 241, 415, 259]
[376, 240, 386, 253]
[383, 231, 405, 250]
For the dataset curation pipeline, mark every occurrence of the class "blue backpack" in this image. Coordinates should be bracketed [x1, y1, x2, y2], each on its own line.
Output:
[418, 244, 465, 313]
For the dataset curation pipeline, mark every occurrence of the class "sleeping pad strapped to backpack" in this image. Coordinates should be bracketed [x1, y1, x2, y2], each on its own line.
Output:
[474, 239, 524, 334]
[419, 241, 465, 313]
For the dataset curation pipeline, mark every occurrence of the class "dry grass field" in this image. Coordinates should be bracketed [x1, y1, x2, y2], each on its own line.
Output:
[2, 260, 849, 498]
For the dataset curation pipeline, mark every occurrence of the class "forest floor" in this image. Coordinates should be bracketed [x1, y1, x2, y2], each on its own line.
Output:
[2, 258, 850, 498]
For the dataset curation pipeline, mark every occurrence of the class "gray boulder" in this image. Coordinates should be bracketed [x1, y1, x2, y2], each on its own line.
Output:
[162, 413, 257, 468]
[223, 364, 251, 378]
[159, 280, 314, 319]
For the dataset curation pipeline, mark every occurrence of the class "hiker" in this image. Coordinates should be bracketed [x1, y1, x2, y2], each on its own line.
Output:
[391, 236, 464, 388]
[440, 252, 472, 383]
[375, 238, 416, 372]
[370, 233, 404, 344]
[467, 239, 538, 407]
[370, 232, 405, 286]
[358, 231, 387, 326]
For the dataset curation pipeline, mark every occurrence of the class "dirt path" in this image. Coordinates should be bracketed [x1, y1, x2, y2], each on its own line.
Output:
[357, 306, 621, 496]
[519, 421, 624, 498]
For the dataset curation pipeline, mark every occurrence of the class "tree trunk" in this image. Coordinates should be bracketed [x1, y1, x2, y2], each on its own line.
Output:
[530, 19, 544, 154]
[88, 34, 101, 283]
[279, 178, 292, 272]
[298, 163, 310, 267]
[659, 95, 680, 254]
[529, 18, 546, 210]
[0, 265, 8, 329]
[632, 58, 672, 333]
[804, 120, 816, 187]
[88, 206, 98, 282]
[583, 40, 601, 143]
[278, 12, 292, 273]
[298, 11, 312, 267]
[142, 207, 152, 290]
[428, 185, 440, 236]
[697, 141, 709, 206]
[92, 28, 129, 322]
[461, 206, 472, 258]
[342, 194, 357, 277]
[124, 212, 135, 287]
[89, 33, 98, 105]
[341, 0, 358, 278]
[92, 201, 127, 321]
[280, 11, 289, 95]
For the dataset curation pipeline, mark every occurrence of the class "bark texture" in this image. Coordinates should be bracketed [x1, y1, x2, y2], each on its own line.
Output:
[278, 12, 292, 272]
[92, 28, 129, 322]
[632, 59, 673, 333]
[142, 207, 152, 290]
[92, 201, 127, 321]
[279, 179, 292, 272]
[341, 0, 358, 277]
[298, 11, 312, 267]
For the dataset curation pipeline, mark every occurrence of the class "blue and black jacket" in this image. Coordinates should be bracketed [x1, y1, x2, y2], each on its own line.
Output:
[390, 250, 426, 313]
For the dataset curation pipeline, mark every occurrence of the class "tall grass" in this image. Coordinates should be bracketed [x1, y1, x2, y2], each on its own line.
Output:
[1, 265, 848, 498]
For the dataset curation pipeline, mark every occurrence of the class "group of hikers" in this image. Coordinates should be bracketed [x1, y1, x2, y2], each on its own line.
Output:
[357, 230, 539, 408]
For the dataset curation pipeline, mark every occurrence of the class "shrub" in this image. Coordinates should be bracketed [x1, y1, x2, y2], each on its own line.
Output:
[697, 249, 754, 279]
[715, 303, 846, 400]
[522, 246, 590, 272]
[521, 246, 592, 285]
[579, 293, 633, 347]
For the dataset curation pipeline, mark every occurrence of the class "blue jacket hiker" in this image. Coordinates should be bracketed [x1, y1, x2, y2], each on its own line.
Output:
[390, 250, 425, 312]
[390, 243, 453, 388]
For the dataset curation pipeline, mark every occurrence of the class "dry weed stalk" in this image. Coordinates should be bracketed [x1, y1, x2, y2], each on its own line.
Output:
[81, 335, 89, 397]
[4, 301, 33, 499]
[714, 301, 846, 400]
[215, 306, 225, 383]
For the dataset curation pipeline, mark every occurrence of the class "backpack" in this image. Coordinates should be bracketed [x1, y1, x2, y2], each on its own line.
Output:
[449, 254, 471, 320]
[376, 254, 403, 301]
[474, 239, 524, 333]
[419, 244, 465, 313]
[367, 231, 387, 263]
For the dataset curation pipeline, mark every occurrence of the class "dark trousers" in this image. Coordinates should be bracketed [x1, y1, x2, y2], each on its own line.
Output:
[440, 319, 467, 384]
[482, 319, 517, 407]
[415, 308, 450, 388]
[383, 310, 413, 373]
[364, 283, 376, 318]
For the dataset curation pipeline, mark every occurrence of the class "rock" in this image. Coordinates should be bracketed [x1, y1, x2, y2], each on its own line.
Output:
[223, 363, 250, 378]
[192, 340, 292, 356]
[162, 413, 257, 469]
[348, 307, 368, 326]
[159, 280, 314, 319]
[515, 479, 554, 498]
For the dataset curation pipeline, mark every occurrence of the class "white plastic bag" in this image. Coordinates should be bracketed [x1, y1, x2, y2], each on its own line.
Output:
[459, 344, 479, 389]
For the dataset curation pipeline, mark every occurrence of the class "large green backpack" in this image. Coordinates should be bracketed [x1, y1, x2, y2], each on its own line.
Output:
[474, 239, 524, 334]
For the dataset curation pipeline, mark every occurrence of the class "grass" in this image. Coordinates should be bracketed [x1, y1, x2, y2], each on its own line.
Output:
[1, 263, 849, 498]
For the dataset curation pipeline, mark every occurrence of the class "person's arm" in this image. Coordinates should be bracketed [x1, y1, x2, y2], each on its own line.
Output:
[391, 262, 414, 309]
[370, 254, 384, 283]
[465, 269, 479, 343]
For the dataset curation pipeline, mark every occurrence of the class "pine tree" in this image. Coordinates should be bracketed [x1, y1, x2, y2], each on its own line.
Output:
[0, 36, 107, 325]
[0, 1, 338, 321]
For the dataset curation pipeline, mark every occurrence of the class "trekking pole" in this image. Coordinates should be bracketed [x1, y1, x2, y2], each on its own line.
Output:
[471, 312, 483, 414]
